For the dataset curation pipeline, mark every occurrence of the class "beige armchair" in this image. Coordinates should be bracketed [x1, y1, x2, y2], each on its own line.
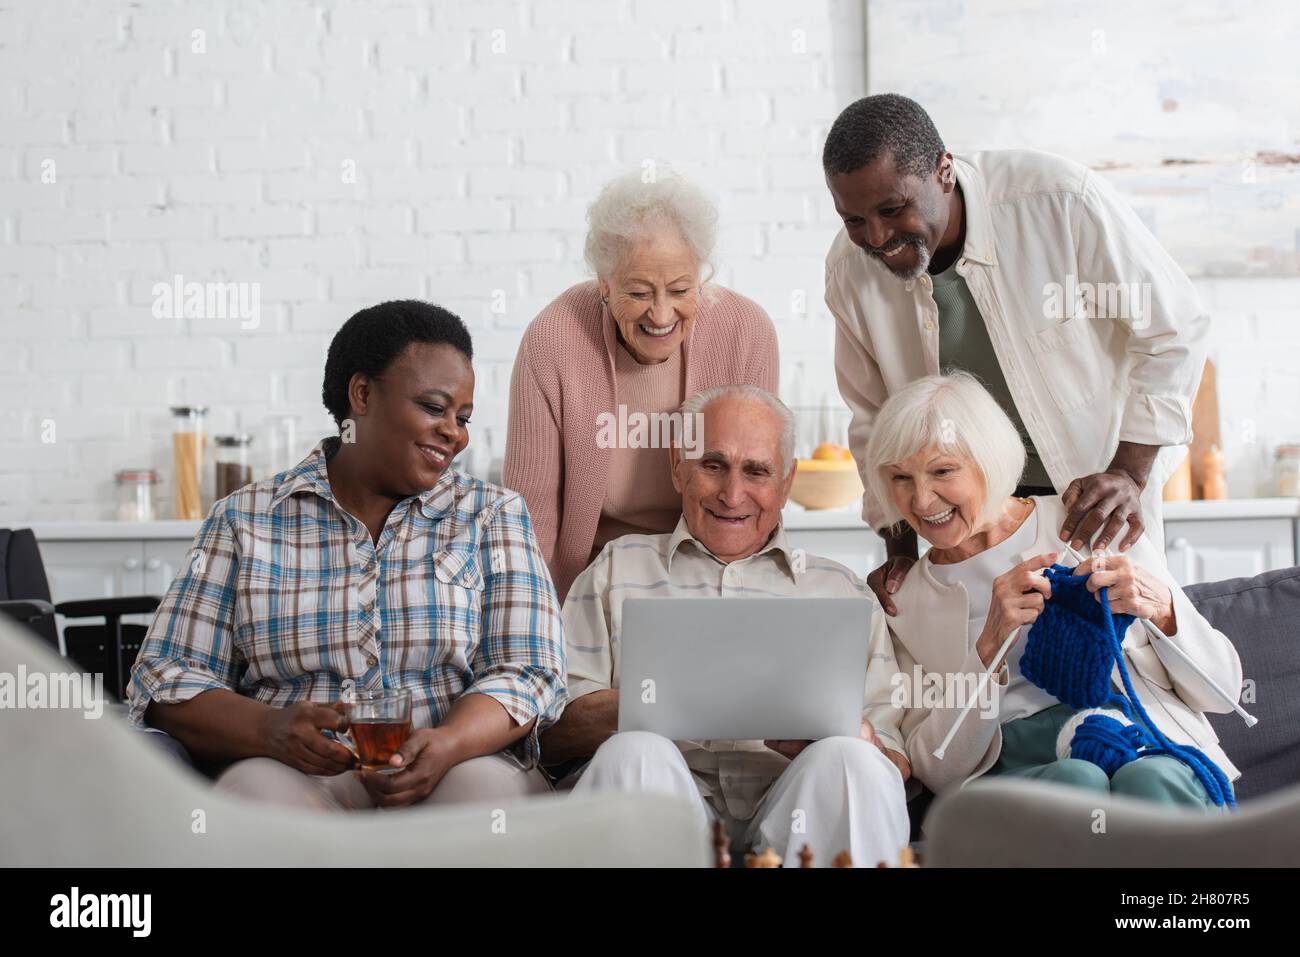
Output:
[0, 616, 708, 867]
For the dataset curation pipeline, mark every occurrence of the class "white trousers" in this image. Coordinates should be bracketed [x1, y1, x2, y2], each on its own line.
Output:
[572, 731, 910, 867]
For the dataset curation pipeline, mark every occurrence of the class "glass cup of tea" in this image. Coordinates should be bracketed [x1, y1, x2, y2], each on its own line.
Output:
[344, 688, 412, 773]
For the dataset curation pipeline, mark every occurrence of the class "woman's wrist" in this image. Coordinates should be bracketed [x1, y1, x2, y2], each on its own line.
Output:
[975, 631, 1002, 670]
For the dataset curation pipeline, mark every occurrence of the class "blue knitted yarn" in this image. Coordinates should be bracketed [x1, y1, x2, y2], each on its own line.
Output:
[1021, 565, 1135, 707]
[1022, 564, 1236, 808]
[1070, 713, 1144, 776]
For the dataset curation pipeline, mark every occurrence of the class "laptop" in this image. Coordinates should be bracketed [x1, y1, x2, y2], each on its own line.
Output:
[616, 597, 874, 741]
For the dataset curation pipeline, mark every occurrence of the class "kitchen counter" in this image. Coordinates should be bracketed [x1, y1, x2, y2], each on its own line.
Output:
[30, 520, 204, 541]
[27, 511, 870, 539]
[29, 512, 870, 539]
[22, 498, 1300, 602]
[1162, 498, 1300, 520]
[782, 497, 1300, 529]
[25, 497, 1300, 540]
[781, 505, 867, 530]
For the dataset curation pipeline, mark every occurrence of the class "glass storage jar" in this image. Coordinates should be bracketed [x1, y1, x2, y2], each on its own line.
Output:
[170, 405, 208, 520]
[115, 469, 160, 522]
[214, 434, 254, 500]
[1275, 444, 1300, 498]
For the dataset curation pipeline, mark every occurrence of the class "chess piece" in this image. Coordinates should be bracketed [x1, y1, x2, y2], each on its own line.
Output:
[744, 847, 783, 868]
[798, 844, 813, 869]
[713, 819, 730, 869]
[831, 850, 853, 868]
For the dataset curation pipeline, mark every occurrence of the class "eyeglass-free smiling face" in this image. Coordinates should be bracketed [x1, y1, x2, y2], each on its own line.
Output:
[347, 341, 474, 499]
[826, 150, 962, 282]
[599, 230, 701, 365]
[885, 445, 987, 554]
[671, 395, 795, 563]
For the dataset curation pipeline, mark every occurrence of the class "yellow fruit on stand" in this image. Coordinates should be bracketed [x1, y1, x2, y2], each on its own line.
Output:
[811, 442, 854, 461]
[792, 450, 863, 509]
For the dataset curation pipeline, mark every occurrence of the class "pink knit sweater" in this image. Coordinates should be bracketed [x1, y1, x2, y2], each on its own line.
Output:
[503, 280, 779, 602]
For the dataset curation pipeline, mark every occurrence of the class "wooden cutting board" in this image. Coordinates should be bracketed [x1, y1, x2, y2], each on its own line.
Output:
[1163, 358, 1220, 501]
[1189, 358, 1221, 497]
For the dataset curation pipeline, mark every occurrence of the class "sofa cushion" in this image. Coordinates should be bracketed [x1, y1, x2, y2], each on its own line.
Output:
[1186, 566, 1300, 800]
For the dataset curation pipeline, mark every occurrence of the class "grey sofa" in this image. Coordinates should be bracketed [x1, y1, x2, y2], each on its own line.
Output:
[926, 565, 1300, 866]
[1190, 565, 1300, 799]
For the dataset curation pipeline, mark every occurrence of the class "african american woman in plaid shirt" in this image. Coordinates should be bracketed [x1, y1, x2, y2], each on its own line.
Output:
[127, 301, 566, 810]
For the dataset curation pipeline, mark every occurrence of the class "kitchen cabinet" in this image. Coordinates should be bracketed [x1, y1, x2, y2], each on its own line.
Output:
[38, 540, 146, 605]
[1164, 519, 1295, 587]
[783, 526, 886, 580]
[30, 524, 200, 645]
[142, 539, 195, 596]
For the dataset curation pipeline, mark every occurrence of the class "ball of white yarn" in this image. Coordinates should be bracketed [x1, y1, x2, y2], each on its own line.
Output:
[1055, 707, 1130, 759]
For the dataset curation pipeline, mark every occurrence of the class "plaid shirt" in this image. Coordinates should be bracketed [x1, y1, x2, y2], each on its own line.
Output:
[127, 438, 566, 767]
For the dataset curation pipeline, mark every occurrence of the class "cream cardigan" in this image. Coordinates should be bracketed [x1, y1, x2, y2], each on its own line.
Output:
[503, 281, 779, 602]
[887, 495, 1243, 796]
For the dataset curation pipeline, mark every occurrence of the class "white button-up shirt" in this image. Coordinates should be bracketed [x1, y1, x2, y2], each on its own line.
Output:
[562, 517, 904, 821]
[827, 149, 1210, 534]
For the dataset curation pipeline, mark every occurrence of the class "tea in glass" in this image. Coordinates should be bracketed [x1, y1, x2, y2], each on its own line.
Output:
[345, 688, 412, 772]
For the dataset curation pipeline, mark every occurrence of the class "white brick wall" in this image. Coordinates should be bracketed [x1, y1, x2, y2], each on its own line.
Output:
[0, 0, 1294, 522]
[1190, 277, 1300, 498]
[871, 0, 1300, 497]
[0, 0, 868, 521]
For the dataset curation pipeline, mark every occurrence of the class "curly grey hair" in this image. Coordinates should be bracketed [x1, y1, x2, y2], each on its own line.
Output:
[583, 169, 718, 284]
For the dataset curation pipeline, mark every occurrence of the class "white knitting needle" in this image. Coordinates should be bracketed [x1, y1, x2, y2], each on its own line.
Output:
[1140, 619, 1258, 726]
[933, 563, 1052, 760]
[932, 623, 1022, 760]
[1060, 543, 1258, 727]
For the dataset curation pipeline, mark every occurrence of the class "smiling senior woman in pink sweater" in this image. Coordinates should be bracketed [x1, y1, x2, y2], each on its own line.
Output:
[504, 171, 778, 601]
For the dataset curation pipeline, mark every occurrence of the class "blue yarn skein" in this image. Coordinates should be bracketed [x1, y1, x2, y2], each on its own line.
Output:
[1021, 564, 1235, 808]
[1069, 712, 1146, 776]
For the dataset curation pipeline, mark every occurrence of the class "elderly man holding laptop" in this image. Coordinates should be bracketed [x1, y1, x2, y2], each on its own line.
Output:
[540, 384, 910, 867]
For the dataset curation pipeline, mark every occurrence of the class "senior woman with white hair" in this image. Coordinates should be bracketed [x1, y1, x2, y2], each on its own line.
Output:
[864, 372, 1243, 808]
[504, 170, 778, 601]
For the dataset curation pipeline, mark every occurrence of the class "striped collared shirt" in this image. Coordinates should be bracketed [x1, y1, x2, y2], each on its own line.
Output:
[561, 516, 903, 820]
[128, 438, 565, 767]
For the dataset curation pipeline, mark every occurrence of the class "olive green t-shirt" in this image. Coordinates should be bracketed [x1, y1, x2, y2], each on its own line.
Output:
[930, 257, 1053, 489]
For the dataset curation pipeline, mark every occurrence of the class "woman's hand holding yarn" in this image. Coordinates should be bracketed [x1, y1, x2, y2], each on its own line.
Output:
[975, 551, 1058, 668]
[1075, 552, 1177, 635]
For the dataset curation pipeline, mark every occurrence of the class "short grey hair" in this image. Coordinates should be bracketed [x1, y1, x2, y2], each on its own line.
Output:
[862, 372, 1026, 531]
[583, 169, 718, 284]
[680, 384, 796, 473]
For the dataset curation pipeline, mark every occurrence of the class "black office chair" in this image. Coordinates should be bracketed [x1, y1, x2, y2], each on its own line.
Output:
[0, 528, 162, 701]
